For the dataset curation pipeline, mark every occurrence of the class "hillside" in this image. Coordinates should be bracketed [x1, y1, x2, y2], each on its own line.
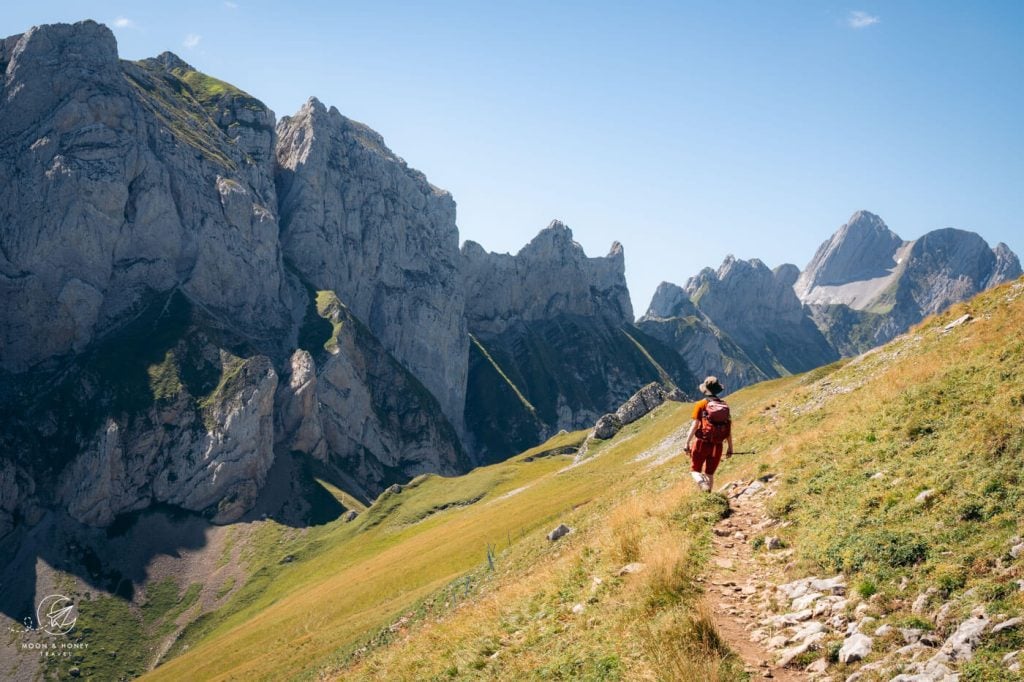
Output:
[10, 277, 1014, 680]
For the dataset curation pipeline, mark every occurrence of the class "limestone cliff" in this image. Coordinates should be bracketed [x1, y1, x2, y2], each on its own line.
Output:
[0, 21, 468, 537]
[637, 283, 768, 389]
[797, 212, 1022, 352]
[0, 22, 295, 373]
[462, 223, 694, 462]
[682, 257, 837, 380]
[275, 99, 467, 430]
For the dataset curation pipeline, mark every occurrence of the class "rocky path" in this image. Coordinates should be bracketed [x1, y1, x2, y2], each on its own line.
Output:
[702, 476, 809, 681]
[699, 476, 1024, 682]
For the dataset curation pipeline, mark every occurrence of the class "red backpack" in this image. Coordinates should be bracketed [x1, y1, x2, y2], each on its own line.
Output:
[698, 398, 731, 444]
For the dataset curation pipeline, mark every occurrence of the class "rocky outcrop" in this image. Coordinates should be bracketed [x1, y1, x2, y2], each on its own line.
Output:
[0, 21, 477, 536]
[646, 212, 1021, 391]
[275, 98, 467, 429]
[462, 221, 633, 335]
[59, 353, 278, 526]
[638, 282, 768, 389]
[462, 223, 693, 463]
[0, 22, 293, 374]
[643, 257, 838, 388]
[302, 295, 468, 498]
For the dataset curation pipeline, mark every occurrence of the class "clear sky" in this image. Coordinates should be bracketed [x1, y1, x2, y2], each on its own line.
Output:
[5, 2, 1023, 314]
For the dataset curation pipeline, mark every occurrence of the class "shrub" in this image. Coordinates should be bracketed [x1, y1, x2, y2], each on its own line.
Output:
[824, 530, 929, 572]
[856, 579, 877, 599]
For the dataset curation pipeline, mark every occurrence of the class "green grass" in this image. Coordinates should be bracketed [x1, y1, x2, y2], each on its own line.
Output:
[43, 579, 202, 681]
[315, 290, 345, 353]
[133, 278, 1024, 680]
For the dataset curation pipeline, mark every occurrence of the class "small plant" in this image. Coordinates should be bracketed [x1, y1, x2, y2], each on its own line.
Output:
[752, 536, 765, 551]
[856, 578, 877, 599]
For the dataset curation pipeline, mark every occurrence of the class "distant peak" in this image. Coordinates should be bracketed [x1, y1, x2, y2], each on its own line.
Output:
[607, 241, 624, 258]
[153, 51, 193, 72]
[545, 219, 570, 232]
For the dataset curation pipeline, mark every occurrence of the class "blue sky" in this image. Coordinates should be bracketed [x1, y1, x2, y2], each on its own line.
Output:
[5, 2, 1023, 312]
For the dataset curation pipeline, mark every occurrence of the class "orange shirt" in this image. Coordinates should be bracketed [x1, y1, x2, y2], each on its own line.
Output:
[692, 398, 710, 420]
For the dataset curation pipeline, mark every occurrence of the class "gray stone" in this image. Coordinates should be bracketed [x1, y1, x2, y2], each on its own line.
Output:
[912, 588, 938, 614]
[939, 613, 989, 662]
[1010, 542, 1024, 559]
[594, 413, 623, 440]
[792, 592, 825, 611]
[766, 536, 784, 550]
[837, 633, 872, 664]
[916, 489, 937, 504]
[547, 524, 571, 542]
[616, 562, 645, 576]
[901, 628, 925, 644]
[993, 616, 1023, 633]
[943, 314, 973, 331]
[614, 382, 665, 425]
[342, 510, 359, 522]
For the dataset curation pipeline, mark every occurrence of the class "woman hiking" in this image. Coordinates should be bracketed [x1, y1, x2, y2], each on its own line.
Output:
[684, 376, 733, 492]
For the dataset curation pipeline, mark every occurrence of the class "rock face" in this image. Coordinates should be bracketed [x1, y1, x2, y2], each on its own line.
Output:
[0, 22, 293, 374]
[275, 98, 467, 430]
[462, 223, 694, 463]
[638, 282, 768, 389]
[796, 212, 1021, 352]
[0, 22, 469, 537]
[290, 294, 468, 499]
[640, 258, 838, 388]
[645, 211, 1021, 391]
[59, 351, 278, 526]
[794, 210, 906, 302]
[462, 221, 633, 336]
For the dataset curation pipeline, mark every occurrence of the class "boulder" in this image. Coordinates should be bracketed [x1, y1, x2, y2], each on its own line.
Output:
[594, 414, 623, 440]
[838, 633, 872, 664]
[547, 523, 571, 542]
[614, 382, 665, 425]
[939, 613, 989, 662]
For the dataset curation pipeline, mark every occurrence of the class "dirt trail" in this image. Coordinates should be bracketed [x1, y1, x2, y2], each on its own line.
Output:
[702, 477, 809, 682]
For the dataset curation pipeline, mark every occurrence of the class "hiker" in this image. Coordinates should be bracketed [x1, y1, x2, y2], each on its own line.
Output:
[683, 376, 733, 492]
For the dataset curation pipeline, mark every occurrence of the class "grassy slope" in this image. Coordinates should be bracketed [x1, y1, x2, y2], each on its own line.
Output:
[148, 278, 1024, 681]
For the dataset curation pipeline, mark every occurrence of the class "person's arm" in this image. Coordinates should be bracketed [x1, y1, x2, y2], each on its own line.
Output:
[684, 420, 698, 452]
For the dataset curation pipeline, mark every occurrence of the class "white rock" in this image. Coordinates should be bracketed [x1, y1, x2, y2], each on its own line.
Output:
[939, 613, 989, 662]
[792, 592, 825, 612]
[616, 562, 644, 576]
[915, 489, 936, 504]
[838, 633, 873, 664]
[993, 616, 1023, 633]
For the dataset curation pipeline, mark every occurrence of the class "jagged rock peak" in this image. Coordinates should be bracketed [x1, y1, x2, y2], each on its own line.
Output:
[774, 263, 801, 288]
[462, 220, 634, 335]
[990, 242, 1023, 287]
[643, 281, 697, 319]
[275, 97, 468, 428]
[280, 95, 416, 174]
[150, 51, 194, 72]
[4, 21, 119, 98]
[795, 210, 905, 295]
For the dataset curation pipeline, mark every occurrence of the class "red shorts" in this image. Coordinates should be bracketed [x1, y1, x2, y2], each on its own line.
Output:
[690, 439, 724, 475]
